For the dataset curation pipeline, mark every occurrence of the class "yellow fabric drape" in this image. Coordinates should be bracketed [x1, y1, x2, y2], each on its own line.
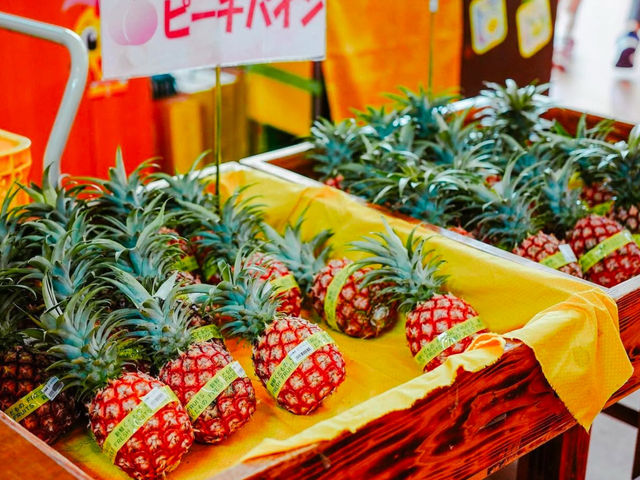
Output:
[56, 169, 631, 480]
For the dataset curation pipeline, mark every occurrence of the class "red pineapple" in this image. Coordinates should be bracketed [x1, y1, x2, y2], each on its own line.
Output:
[405, 294, 480, 371]
[581, 182, 613, 208]
[245, 251, 302, 317]
[159, 342, 255, 443]
[310, 258, 394, 338]
[210, 261, 346, 414]
[89, 372, 194, 478]
[513, 231, 583, 278]
[261, 217, 396, 338]
[36, 282, 194, 480]
[354, 221, 488, 372]
[110, 270, 256, 444]
[568, 214, 640, 287]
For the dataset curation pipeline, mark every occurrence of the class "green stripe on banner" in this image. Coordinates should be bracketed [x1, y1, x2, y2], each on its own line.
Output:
[245, 64, 322, 95]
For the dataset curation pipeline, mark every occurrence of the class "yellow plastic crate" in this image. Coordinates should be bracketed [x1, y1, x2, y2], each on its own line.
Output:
[0, 129, 32, 207]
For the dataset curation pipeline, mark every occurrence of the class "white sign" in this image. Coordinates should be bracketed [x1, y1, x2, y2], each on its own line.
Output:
[101, 0, 326, 79]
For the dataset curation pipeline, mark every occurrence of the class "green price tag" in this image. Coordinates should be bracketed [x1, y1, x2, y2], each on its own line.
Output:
[5, 377, 63, 422]
[102, 386, 178, 463]
[185, 361, 246, 421]
[414, 316, 485, 370]
[539, 244, 577, 270]
[323, 262, 361, 330]
[266, 331, 334, 398]
[270, 274, 299, 296]
[174, 255, 199, 273]
[578, 230, 634, 272]
[191, 324, 223, 343]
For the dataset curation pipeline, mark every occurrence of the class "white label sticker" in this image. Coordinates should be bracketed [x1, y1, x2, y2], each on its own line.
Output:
[558, 244, 578, 263]
[42, 377, 63, 401]
[230, 361, 247, 378]
[142, 386, 171, 410]
[288, 340, 314, 363]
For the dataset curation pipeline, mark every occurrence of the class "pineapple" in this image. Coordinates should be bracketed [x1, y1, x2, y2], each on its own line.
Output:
[34, 279, 194, 479]
[108, 270, 256, 444]
[597, 125, 640, 233]
[83, 148, 155, 221]
[385, 85, 457, 140]
[464, 158, 583, 278]
[209, 258, 346, 414]
[479, 79, 551, 144]
[262, 217, 396, 338]
[0, 291, 77, 444]
[568, 215, 640, 287]
[353, 222, 487, 372]
[309, 117, 363, 188]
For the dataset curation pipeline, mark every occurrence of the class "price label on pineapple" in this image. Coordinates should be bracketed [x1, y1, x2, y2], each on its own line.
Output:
[634, 234, 640, 247]
[324, 262, 361, 331]
[516, 0, 553, 58]
[469, 0, 508, 55]
[101, 0, 327, 79]
[191, 324, 223, 343]
[578, 230, 635, 272]
[540, 244, 578, 270]
[266, 331, 334, 398]
[270, 274, 299, 296]
[174, 255, 199, 273]
[185, 361, 246, 421]
[102, 386, 178, 463]
[414, 316, 486, 370]
[4, 377, 64, 423]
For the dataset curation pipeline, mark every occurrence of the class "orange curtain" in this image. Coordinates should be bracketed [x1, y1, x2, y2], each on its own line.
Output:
[323, 0, 463, 120]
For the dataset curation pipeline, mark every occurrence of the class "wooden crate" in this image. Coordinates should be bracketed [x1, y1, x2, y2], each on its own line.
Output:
[4, 158, 640, 480]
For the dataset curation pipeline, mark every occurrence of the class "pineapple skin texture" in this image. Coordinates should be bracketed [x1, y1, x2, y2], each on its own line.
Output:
[159, 342, 256, 444]
[0, 346, 78, 444]
[513, 231, 583, 279]
[87, 372, 194, 480]
[569, 215, 640, 287]
[252, 317, 346, 415]
[246, 252, 303, 317]
[310, 258, 396, 338]
[406, 294, 486, 372]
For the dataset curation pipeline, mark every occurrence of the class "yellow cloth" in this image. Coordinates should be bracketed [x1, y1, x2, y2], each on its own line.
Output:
[55, 169, 631, 480]
[324, 1, 463, 120]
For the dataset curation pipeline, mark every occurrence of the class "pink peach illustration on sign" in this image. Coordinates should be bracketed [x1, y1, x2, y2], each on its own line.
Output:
[107, 0, 158, 46]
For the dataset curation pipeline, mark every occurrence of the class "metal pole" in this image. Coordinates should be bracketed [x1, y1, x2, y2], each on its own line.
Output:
[215, 65, 222, 214]
[428, 0, 439, 96]
[0, 12, 88, 187]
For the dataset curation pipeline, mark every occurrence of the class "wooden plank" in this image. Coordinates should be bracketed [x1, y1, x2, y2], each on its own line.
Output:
[0, 412, 92, 480]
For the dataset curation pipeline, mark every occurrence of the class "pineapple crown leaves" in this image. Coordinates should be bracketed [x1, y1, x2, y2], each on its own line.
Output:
[385, 85, 459, 140]
[463, 156, 544, 249]
[260, 213, 334, 295]
[354, 105, 403, 140]
[194, 187, 266, 264]
[479, 79, 551, 143]
[539, 159, 589, 235]
[83, 148, 157, 219]
[309, 117, 364, 179]
[208, 255, 280, 343]
[356, 163, 467, 226]
[593, 125, 640, 208]
[33, 276, 127, 397]
[91, 208, 180, 284]
[423, 109, 482, 164]
[27, 227, 104, 303]
[17, 168, 86, 227]
[0, 288, 34, 353]
[351, 220, 448, 314]
[106, 269, 195, 367]
[149, 151, 217, 211]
